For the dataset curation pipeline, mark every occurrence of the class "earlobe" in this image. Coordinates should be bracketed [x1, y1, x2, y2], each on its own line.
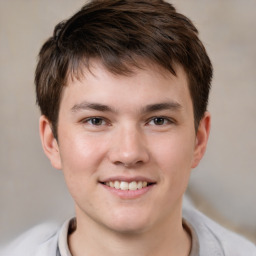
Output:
[191, 112, 211, 168]
[39, 115, 62, 170]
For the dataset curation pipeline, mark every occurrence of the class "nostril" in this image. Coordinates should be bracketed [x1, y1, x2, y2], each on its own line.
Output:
[114, 160, 145, 168]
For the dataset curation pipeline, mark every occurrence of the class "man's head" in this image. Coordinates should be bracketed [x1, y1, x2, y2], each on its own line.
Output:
[35, 0, 212, 139]
[37, 0, 212, 240]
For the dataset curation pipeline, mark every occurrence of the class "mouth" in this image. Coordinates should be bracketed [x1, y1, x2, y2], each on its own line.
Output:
[99, 178, 156, 199]
[104, 180, 154, 190]
[100, 180, 156, 191]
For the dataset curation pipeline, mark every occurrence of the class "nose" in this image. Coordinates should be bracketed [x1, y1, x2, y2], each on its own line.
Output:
[108, 125, 150, 167]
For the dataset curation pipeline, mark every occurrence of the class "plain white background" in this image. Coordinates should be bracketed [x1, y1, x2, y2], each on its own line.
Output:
[0, 0, 255, 245]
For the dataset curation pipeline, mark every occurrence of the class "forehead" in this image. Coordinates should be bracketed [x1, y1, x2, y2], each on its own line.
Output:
[61, 60, 192, 112]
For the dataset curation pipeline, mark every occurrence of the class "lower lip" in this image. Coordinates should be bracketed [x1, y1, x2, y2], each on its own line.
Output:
[101, 183, 154, 199]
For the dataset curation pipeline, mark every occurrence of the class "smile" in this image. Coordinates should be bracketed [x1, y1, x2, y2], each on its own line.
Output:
[104, 181, 149, 191]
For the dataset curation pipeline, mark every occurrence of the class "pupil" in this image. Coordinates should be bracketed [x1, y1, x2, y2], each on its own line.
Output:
[154, 118, 164, 125]
[92, 118, 102, 125]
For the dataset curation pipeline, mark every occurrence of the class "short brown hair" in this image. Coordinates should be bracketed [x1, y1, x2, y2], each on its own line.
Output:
[35, 0, 213, 138]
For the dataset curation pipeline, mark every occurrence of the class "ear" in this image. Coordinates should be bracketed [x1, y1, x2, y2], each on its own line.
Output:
[191, 112, 211, 168]
[39, 115, 62, 170]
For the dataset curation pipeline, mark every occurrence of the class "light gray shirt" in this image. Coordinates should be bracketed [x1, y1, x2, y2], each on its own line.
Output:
[1, 206, 255, 256]
[56, 218, 199, 256]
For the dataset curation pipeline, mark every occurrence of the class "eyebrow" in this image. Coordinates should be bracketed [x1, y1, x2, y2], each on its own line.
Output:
[71, 101, 182, 113]
[142, 102, 182, 113]
[71, 102, 115, 112]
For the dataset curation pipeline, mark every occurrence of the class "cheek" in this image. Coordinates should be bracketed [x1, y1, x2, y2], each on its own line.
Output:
[151, 133, 195, 190]
[60, 132, 106, 169]
[58, 133, 108, 193]
[153, 133, 195, 169]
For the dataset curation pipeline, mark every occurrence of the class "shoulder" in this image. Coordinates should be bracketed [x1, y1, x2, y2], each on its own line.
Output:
[0, 222, 60, 256]
[183, 206, 256, 256]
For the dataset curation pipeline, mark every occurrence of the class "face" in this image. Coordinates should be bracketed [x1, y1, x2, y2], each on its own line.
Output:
[40, 61, 210, 235]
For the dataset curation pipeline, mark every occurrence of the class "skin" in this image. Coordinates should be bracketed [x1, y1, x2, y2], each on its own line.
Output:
[40, 61, 210, 256]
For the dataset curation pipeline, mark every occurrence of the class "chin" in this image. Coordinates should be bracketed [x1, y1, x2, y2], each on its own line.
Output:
[109, 222, 150, 235]
[105, 210, 153, 235]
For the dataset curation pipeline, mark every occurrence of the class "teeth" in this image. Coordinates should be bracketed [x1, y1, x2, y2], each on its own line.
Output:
[114, 181, 120, 189]
[129, 181, 137, 190]
[120, 181, 129, 190]
[105, 181, 149, 190]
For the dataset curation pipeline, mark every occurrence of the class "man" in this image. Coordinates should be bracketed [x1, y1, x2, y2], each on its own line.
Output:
[2, 0, 255, 255]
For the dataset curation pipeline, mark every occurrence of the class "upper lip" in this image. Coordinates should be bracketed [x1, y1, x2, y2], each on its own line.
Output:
[99, 176, 156, 184]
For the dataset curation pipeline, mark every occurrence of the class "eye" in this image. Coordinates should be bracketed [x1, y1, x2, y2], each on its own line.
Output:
[147, 117, 173, 126]
[85, 117, 107, 126]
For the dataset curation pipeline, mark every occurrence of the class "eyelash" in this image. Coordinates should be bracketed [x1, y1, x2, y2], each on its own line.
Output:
[82, 116, 174, 127]
[146, 116, 174, 126]
[83, 117, 109, 126]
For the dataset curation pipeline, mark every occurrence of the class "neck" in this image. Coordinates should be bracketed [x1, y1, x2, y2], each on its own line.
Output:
[68, 205, 191, 256]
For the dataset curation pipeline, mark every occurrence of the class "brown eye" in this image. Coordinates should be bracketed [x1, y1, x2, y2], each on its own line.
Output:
[153, 117, 166, 125]
[147, 116, 173, 126]
[87, 117, 105, 126]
